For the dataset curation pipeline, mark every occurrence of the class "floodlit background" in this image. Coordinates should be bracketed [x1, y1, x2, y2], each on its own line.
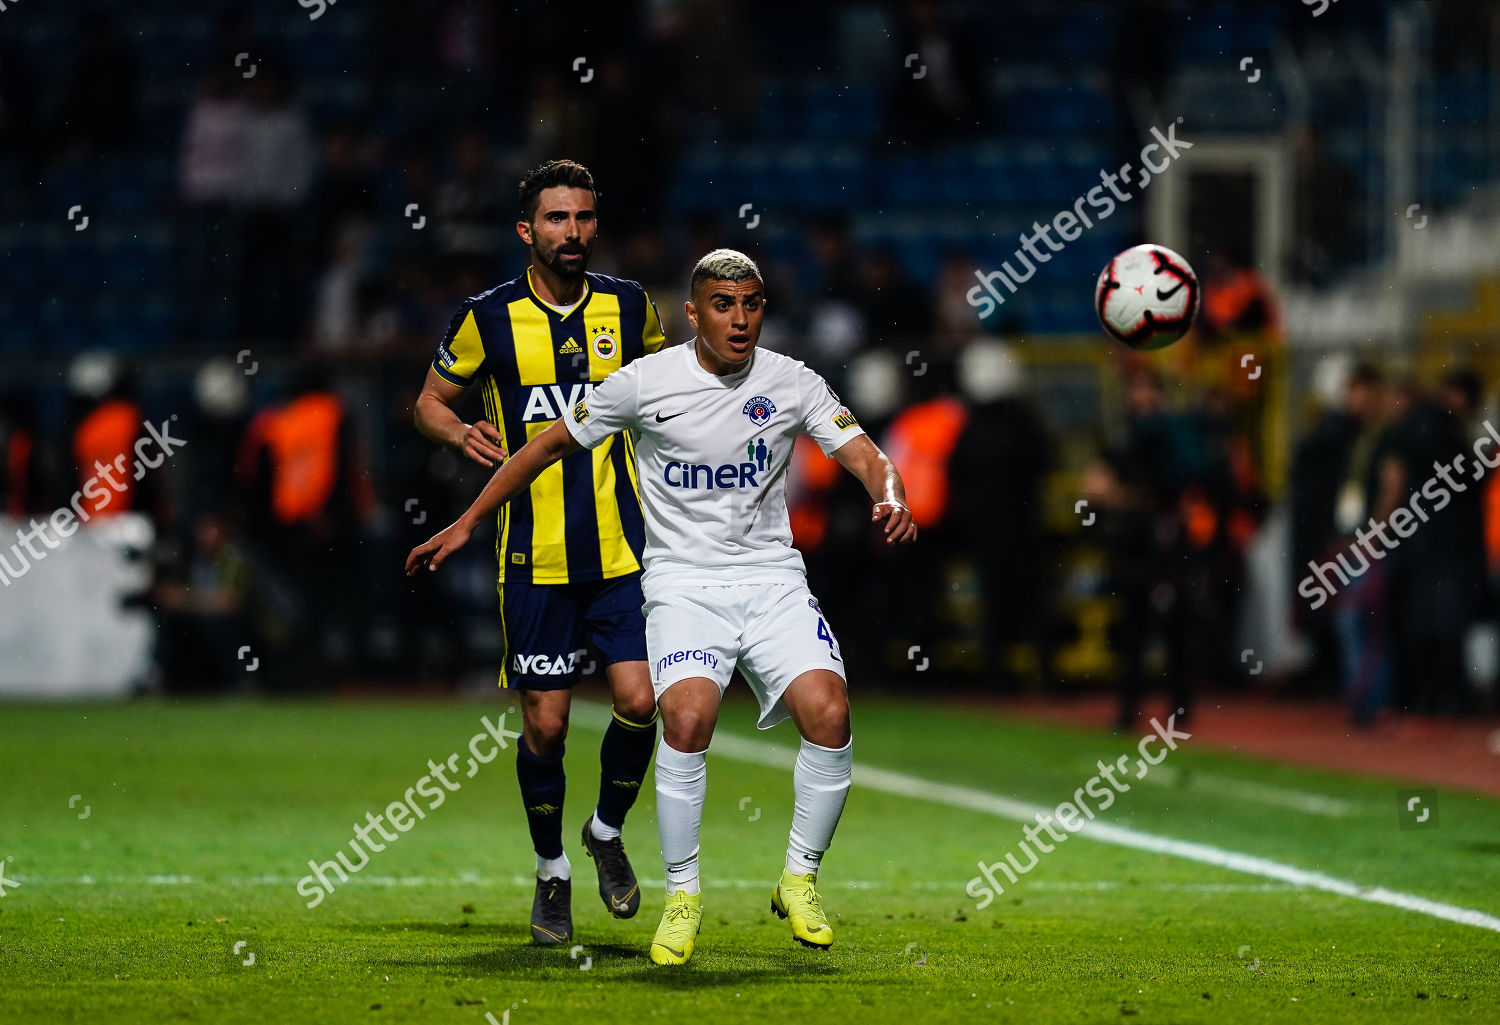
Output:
[3, 0, 1499, 726]
[4, 3, 1500, 1024]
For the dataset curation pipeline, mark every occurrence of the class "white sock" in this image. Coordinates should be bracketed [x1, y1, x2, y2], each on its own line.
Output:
[537, 853, 571, 881]
[589, 813, 621, 842]
[654, 740, 707, 896]
[786, 737, 852, 876]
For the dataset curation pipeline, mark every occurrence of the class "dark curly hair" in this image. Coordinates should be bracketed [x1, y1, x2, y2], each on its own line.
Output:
[518, 159, 596, 222]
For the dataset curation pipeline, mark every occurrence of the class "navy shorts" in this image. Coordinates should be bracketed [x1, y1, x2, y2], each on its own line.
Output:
[499, 573, 648, 691]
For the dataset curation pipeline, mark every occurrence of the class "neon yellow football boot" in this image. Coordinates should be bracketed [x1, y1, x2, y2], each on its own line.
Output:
[770, 869, 833, 948]
[649, 889, 702, 965]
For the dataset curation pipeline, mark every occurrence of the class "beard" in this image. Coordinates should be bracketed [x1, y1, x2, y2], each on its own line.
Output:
[538, 240, 591, 280]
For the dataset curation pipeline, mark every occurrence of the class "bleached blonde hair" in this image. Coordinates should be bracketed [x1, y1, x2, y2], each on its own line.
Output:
[690, 248, 762, 295]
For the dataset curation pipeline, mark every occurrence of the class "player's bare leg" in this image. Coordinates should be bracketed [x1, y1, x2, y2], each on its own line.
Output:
[579, 659, 655, 919]
[770, 669, 852, 948]
[648, 677, 721, 965]
[517, 688, 574, 943]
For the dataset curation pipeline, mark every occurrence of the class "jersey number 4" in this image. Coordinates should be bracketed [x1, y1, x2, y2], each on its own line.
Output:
[816, 618, 842, 661]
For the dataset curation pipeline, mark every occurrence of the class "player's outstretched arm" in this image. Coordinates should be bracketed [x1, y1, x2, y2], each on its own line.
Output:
[831, 435, 917, 545]
[404, 419, 582, 575]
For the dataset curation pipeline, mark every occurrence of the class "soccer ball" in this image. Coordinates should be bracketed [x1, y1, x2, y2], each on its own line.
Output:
[1094, 244, 1199, 350]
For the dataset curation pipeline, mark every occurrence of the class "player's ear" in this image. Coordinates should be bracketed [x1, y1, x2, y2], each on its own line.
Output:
[515, 220, 533, 245]
[684, 299, 698, 330]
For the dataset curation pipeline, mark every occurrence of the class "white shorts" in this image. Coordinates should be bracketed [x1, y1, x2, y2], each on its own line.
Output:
[644, 581, 846, 730]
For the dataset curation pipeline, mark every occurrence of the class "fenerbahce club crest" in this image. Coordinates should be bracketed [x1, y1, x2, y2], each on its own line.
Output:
[743, 395, 776, 427]
[591, 326, 617, 360]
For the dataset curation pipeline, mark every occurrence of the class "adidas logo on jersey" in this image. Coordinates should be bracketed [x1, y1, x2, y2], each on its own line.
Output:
[558, 338, 584, 354]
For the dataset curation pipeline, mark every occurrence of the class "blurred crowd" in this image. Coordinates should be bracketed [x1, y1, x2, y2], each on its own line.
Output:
[2, 2, 1496, 720]
[1291, 363, 1498, 723]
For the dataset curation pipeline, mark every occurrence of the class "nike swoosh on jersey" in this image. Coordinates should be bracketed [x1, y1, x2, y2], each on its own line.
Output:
[655, 410, 687, 422]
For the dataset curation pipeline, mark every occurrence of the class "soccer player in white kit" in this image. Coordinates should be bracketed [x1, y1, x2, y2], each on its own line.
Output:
[407, 249, 916, 965]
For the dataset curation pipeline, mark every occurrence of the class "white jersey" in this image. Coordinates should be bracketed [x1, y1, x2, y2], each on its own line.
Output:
[563, 340, 866, 597]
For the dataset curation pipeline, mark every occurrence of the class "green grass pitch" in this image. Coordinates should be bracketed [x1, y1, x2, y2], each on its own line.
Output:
[2, 696, 1497, 1024]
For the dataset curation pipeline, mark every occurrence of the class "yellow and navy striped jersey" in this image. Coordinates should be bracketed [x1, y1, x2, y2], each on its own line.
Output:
[432, 268, 667, 585]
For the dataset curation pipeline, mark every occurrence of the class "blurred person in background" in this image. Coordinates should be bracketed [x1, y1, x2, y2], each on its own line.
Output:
[860, 248, 932, 356]
[177, 66, 248, 343]
[1305, 364, 1394, 725]
[238, 67, 315, 343]
[151, 511, 258, 694]
[68, 357, 166, 524]
[310, 123, 380, 279]
[436, 126, 510, 279]
[1198, 251, 1283, 343]
[1186, 385, 1264, 689]
[185, 357, 255, 524]
[948, 341, 1054, 690]
[310, 223, 377, 355]
[1290, 362, 1386, 699]
[1383, 369, 1487, 716]
[1088, 367, 1203, 730]
[800, 215, 866, 371]
[793, 351, 905, 684]
[880, 358, 967, 674]
[239, 362, 375, 688]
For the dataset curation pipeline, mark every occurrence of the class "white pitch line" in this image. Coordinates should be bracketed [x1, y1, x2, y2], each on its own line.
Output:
[568, 703, 1500, 935]
[1135, 765, 1357, 817]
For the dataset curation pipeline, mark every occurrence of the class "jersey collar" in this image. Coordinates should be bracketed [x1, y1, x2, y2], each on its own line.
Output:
[526, 266, 591, 321]
[687, 338, 755, 385]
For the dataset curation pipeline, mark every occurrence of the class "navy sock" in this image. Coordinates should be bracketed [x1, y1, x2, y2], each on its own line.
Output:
[516, 735, 566, 860]
[595, 709, 658, 830]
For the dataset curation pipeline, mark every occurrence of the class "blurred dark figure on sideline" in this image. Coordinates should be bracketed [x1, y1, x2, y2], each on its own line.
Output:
[880, 359, 968, 675]
[69, 362, 170, 525]
[1198, 251, 1283, 343]
[1088, 368, 1203, 730]
[1289, 363, 1386, 698]
[948, 341, 1053, 689]
[152, 512, 258, 694]
[239, 364, 375, 688]
[794, 353, 904, 685]
[1184, 385, 1264, 689]
[1385, 369, 1487, 715]
[860, 249, 932, 355]
[1316, 367, 1394, 725]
